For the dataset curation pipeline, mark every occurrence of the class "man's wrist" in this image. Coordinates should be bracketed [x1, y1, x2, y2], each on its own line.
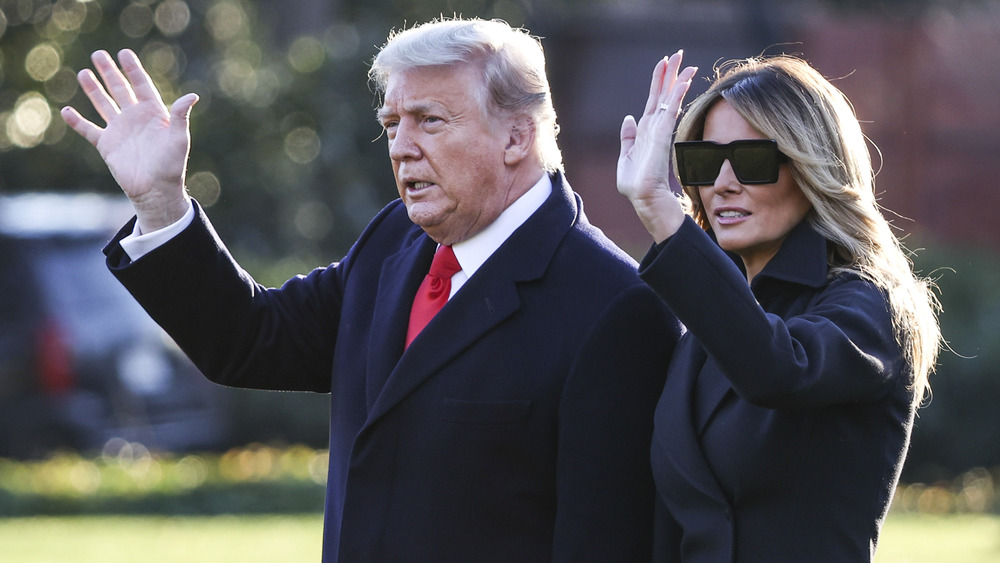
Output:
[134, 193, 192, 234]
[121, 198, 196, 260]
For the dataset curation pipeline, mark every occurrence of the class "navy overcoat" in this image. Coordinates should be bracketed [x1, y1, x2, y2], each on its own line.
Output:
[104, 174, 681, 562]
[640, 217, 913, 562]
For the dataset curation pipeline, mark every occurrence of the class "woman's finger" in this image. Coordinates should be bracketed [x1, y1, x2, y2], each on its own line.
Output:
[619, 114, 638, 163]
[656, 51, 684, 111]
[641, 57, 668, 117]
[664, 67, 696, 118]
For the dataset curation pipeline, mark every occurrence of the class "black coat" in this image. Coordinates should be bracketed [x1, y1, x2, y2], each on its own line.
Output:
[105, 174, 681, 562]
[639, 217, 912, 562]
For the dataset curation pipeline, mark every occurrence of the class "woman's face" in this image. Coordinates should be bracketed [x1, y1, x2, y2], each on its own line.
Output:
[697, 100, 813, 281]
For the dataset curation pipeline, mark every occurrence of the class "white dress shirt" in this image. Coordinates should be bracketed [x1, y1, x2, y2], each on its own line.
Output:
[448, 174, 551, 297]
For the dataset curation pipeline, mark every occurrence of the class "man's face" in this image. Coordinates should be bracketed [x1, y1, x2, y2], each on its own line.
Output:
[379, 64, 516, 245]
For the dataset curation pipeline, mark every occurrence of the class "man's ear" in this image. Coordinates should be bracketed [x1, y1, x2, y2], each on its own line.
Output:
[503, 115, 536, 165]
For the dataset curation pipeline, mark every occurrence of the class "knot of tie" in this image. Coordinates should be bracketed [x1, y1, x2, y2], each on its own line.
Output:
[428, 245, 461, 282]
[406, 245, 461, 348]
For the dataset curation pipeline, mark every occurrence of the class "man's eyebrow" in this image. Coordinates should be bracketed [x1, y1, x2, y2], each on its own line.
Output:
[378, 101, 445, 120]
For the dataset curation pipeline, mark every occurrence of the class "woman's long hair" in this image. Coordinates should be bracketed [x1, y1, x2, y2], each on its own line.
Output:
[675, 56, 940, 403]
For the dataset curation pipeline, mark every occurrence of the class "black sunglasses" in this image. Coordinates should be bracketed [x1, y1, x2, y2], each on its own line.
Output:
[674, 140, 789, 186]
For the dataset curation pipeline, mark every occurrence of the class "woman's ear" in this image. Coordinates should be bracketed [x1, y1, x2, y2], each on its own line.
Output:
[503, 115, 536, 165]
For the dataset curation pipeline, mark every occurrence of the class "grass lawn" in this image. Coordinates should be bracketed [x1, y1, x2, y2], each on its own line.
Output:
[0, 514, 323, 562]
[877, 513, 1000, 562]
[0, 512, 997, 562]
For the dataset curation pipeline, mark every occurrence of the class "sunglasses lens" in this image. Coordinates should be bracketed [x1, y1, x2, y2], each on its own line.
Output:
[678, 146, 723, 185]
[732, 144, 779, 184]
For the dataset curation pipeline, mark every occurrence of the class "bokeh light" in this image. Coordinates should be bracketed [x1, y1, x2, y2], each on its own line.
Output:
[206, 0, 248, 43]
[170, 455, 209, 489]
[288, 35, 324, 73]
[140, 41, 185, 81]
[79, 0, 103, 33]
[187, 170, 221, 207]
[50, 0, 88, 32]
[25, 42, 61, 81]
[154, 0, 190, 37]
[294, 200, 333, 241]
[119, 2, 154, 38]
[44, 66, 78, 103]
[7, 92, 51, 148]
[284, 126, 321, 164]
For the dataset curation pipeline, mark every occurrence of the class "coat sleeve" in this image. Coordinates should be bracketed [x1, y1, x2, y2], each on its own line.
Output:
[638, 217, 904, 410]
[552, 283, 680, 562]
[103, 200, 347, 392]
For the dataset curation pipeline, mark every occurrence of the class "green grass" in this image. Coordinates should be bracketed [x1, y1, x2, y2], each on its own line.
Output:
[877, 513, 1000, 562]
[0, 515, 323, 562]
[0, 513, 997, 562]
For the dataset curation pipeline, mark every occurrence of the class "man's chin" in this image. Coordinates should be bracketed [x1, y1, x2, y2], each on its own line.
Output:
[406, 206, 443, 234]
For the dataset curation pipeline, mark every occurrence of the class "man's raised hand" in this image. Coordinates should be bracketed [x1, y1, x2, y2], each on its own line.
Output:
[61, 49, 197, 232]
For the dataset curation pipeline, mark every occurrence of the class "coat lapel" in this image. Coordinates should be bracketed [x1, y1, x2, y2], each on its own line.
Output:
[693, 356, 735, 434]
[365, 265, 523, 424]
[365, 235, 436, 411]
[363, 173, 577, 428]
[654, 339, 728, 504]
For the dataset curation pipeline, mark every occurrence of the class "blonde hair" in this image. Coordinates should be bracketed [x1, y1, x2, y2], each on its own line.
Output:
[675, 56, 940, 403]
[369, 17, 563, 172]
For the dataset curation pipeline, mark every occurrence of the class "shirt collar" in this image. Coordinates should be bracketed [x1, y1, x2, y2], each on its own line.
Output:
[451, 173, 552, 279]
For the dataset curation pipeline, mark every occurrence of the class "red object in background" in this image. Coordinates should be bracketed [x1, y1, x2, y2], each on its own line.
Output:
[36, 319, 74, 395]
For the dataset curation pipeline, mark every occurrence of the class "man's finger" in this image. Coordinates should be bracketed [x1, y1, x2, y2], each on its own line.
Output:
[91, 50, 138, 108]
[170, 93, 199, 133]
[60, 106, 103, 147]
[119, 49, 165, 105]
[76, 68, 120, 125]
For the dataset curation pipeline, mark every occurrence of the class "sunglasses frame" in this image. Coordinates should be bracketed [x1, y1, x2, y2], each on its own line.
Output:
[674, 139, 790, 186]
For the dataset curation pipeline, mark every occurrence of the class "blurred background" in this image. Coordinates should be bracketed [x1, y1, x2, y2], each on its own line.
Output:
[0, 0, 997, 503]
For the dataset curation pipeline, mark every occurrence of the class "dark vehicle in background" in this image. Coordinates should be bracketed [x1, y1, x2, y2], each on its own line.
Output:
[0, 193, 229, 459]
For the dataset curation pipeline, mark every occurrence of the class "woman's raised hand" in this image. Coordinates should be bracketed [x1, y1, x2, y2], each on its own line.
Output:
[61, 49, 197, 232]
[617, 51, 696, 243]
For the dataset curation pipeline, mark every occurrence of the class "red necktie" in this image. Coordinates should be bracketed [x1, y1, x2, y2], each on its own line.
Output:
[406, 245, 461, 348]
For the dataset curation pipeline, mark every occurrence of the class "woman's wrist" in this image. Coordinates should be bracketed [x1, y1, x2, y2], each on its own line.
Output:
[629, 194, 685, 244]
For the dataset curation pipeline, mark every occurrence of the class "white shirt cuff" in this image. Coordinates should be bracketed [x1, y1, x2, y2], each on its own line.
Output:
[119, 201, 196, 261]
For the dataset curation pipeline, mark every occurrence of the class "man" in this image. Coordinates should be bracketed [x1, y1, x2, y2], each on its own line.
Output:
[62, 18, 680, 562]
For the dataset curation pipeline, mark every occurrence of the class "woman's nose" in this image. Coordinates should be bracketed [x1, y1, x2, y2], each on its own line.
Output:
[712, 159, 742, 193]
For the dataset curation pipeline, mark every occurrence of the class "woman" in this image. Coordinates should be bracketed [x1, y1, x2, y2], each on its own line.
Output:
[617, 52, 941, 561]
